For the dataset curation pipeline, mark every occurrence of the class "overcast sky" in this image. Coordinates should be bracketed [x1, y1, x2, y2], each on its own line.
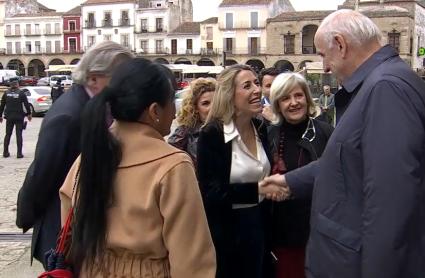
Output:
[37, 0, 346, 20]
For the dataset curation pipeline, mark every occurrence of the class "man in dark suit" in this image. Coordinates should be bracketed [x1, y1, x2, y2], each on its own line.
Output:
[16, 41, 133, 267]
[261, 10, 425, 278]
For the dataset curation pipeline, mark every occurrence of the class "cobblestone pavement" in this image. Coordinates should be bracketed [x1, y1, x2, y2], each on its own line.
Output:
[0, 117, 44, 276]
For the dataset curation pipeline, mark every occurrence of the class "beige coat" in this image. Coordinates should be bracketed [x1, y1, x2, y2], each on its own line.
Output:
[60, 121, 216, 278]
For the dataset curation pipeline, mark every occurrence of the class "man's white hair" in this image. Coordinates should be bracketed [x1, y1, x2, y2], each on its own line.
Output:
[318, 9, 383, 48]
[72, 41, 134, 85]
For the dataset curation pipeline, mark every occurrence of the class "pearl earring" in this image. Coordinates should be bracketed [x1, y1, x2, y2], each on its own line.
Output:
[156, 119, 160, 123]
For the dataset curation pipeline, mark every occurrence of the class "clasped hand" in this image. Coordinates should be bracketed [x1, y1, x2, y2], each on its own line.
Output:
[259, 174, 291, 202]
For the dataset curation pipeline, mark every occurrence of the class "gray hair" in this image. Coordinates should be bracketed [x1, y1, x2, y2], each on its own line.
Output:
[318, 9, 383, 48]
[270, 72, 316, 125]
[72, 41, 134, 85]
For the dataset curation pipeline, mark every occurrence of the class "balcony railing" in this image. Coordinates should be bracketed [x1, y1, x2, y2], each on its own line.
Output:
[63, 27, 82, 33]
[85, 20, 96, 29]
[302, 46, 316, 54]
[44, 30, 62, 36]
[5, 32, 22, 37]
[224, 47, 267, 55]
[24, 29, 42, 36]
[134, 25, 166, 33]
[200, 48, 219, 56]
[220, 21, 265, 30]
[4, 47, 83, 55]
[102, 19, 113, 28]
[119, 18, 130, 26]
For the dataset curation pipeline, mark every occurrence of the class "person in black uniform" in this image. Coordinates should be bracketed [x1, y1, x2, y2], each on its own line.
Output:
[0, 78, 32, 158]
[50, 79, 64, 103]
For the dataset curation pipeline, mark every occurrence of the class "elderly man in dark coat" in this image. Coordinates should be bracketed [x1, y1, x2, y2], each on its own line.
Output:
[261, 9, 425, 278]
[16, 41, 133, 268]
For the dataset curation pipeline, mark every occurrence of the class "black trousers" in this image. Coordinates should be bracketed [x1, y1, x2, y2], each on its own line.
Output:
[230, 206, 265, 278]
[3, 118, 24, 154]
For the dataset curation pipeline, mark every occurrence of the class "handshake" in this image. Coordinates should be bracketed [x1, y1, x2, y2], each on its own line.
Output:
[258, 174, 291, 202]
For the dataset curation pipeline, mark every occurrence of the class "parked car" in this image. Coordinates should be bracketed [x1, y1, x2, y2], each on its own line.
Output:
[19, 76, 38, 86]
[49, 75, 73, 88]
[21, 86, 52, 116]
[37, 77, 50, 86]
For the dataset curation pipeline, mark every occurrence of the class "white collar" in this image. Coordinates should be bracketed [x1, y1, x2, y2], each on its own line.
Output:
[223, 119, 239, 143]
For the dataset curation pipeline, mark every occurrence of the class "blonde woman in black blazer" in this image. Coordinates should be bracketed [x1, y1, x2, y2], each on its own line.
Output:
[197, 64, 285, 278]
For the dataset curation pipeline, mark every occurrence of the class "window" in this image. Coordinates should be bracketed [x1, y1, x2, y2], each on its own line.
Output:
[121, 34, 130, 47]
[35, 24, 40, 34]
[7, 42, 12, 54]
[156, 18, 163, 32]
[284, 33, 295, 54]
[250, 12, 258, 29]
[206, 27, 213, 40]
[69, 21, 76, 31]
[186, 39, 193, 54]
[25, 41, 32, 53]
[186, 39, 193, 50]
[15, 24, 20, 35]
[141, 19, 148, 32]
[249, 37, 258, 55]
[45, 23, 51, 34]
[88, 13, 95, 28]
[98, 29, 102, 35]
[69, 38, 77, 52]
[55, 40, 61, 53]
[6, 25, 11, 36]
[104, 11, 112, 27]
[121, 10, 129, 26]
[140, 40, 148, 53]
[15, 42, 21, 54]
[226, 13, 233, 29]
[46, 41, 52, 53]
[388, 31, 400, 53]
[88, 35, 96, 47]
[55, 23, 60, 34]
[225, 38, 233, 53]
[35, 41, 41, 53]
[26, 24, 31, 35]
[155, 39, 164, 53]
[104, 34, 112, 41]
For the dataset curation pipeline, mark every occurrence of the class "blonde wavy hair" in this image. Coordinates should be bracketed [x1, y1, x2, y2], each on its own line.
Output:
[176, 77, 216, 127]
[206, 64, 256, 124]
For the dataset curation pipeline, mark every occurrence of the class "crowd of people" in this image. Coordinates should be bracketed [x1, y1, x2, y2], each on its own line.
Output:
[8, 9, 425, 278]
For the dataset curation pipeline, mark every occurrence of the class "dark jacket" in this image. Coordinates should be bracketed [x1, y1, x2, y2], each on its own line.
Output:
[196, 118, 271, 278]
[50, 86, 64, 103]
[268, 118, 332, 247]
[16, 84, 90, 266]
[167, 124, 200, 166]
[0, 88, 31, 120]
[286, 45, 425, 278]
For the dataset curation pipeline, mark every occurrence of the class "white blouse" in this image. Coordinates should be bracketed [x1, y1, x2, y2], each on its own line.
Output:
[223, 120, 271, 209]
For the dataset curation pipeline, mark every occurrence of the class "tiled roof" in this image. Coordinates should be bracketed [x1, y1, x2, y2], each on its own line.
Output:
[219, 0, 272, 7]
[64, 6, 82, 16]
[82, 0, 136, 5]
[169, 22, 200, 35]
[268, 10, 333, 22]
[201, 17, 218, 24]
